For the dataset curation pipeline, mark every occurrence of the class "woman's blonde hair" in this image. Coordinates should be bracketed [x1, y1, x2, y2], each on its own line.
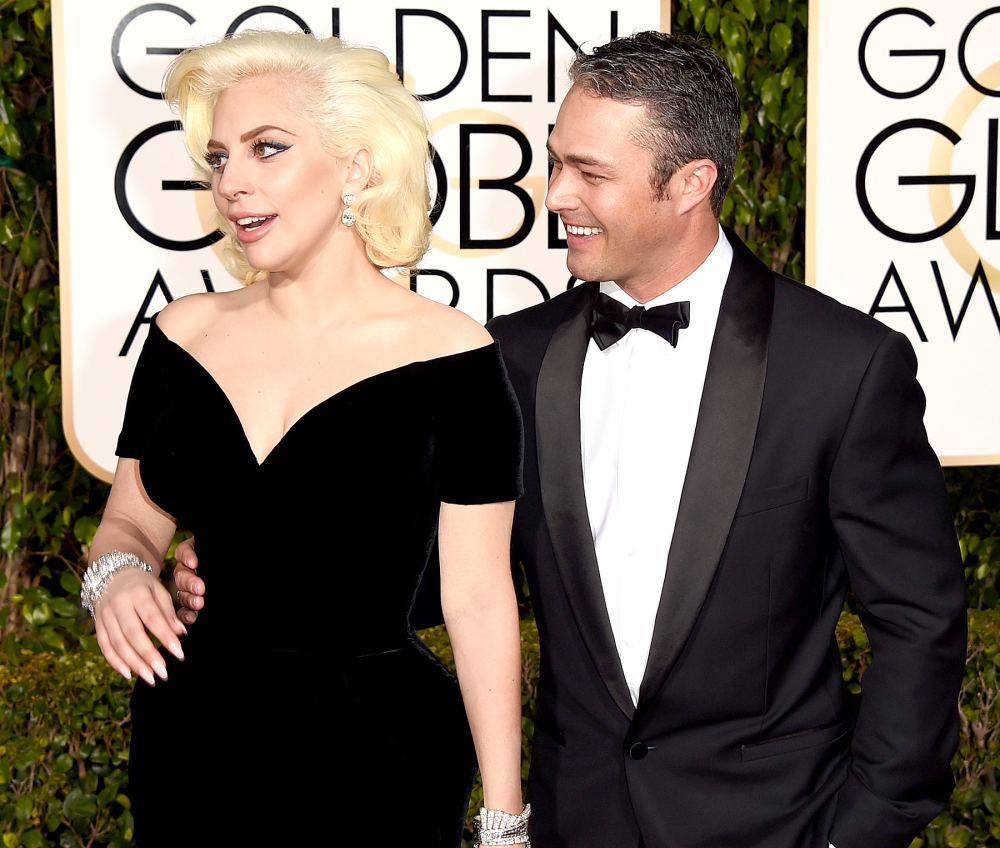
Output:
[164, 30, 432, 282]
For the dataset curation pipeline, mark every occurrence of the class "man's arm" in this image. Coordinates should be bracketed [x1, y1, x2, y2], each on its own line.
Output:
[828, 331, 966, 848]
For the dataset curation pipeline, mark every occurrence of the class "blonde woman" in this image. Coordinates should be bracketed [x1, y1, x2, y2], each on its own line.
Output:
[82, 30, 526, 847]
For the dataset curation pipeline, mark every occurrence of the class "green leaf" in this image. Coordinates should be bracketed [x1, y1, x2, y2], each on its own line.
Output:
[22, 286, 39, 313]
[1, 520, 22, 555]
[19, 831, 44, 848]
[61, 789, 97, 821]
[983, 785, 1000, 815]
[50, 597, 78, 618]
[6, 19, 28, 41]
[720, 14, 744, 50]
[19, 233, 39, 267]
[9, 52, 28, 82]
[733, 0, 757, 23]
[53, 753, 75, 774]
[33, 8, 49, 36]
[688, 0, 707, 29]
[1, 211, 19, 247]
[729, 49, 746, 83]
[73, 515, 99, 546]
[761, 76, 780, 108]
[769, 22, 793, 57]
[946, 826, 973, 847]
[39, 324, 58, 357]
[0, 122, 23, 159]
[15, 794, 33, 820]
[704, 7, 721, 35]
[7, 170, 38, 201]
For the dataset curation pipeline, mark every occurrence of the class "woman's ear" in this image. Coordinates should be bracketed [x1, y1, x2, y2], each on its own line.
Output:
[343, 147, 374, 195]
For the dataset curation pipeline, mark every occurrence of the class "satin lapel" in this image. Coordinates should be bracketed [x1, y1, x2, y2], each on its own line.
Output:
[536, 282, 634, 719]
[635, 233, 774, 718]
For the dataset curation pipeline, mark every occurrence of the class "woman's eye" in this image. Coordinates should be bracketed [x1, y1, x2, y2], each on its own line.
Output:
[204, 151, 227, 172]
[252, 139, 289, 159]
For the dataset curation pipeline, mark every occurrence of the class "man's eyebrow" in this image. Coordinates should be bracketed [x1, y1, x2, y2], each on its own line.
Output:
[207, 125, 296, 148]
[545, 142, 613, 170]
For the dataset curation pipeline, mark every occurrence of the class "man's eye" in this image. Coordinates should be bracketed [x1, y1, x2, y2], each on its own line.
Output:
[204, 151, 227, 172]
[583, 172, 605, 182]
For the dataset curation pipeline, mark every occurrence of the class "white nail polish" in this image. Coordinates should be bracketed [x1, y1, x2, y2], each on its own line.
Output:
[141, 669, 156, 686]
[121, 667, 132, 680]
[153, 659, 168, 679]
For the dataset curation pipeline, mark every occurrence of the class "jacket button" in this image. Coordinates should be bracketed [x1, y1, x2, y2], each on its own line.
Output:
[628, 742, 648, 760]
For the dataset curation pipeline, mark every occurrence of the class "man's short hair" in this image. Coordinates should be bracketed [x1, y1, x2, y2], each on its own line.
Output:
[569, 31, 742, 216]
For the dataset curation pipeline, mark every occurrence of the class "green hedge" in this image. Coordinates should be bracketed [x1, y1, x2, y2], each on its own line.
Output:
[0, 652, 132, 846]
[2, 614, 998, 847]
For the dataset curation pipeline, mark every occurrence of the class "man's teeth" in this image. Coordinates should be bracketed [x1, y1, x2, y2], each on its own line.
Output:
[566, 224, 603, 236]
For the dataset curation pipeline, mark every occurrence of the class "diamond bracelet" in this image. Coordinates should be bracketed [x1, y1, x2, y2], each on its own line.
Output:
[473, 803, 531, 847]
[81, 551, 153, 617]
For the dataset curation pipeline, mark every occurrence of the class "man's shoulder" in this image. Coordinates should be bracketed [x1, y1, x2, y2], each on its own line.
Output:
[488, 282, 594, 358]
[770, 272, 897, 352]
[727, 227, 897, 352]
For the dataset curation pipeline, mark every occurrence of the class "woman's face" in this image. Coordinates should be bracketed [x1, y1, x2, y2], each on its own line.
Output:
[206, 74, 347, 278]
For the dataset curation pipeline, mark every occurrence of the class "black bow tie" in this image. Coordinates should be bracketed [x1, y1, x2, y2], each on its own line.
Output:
[590, 291, 691, 351]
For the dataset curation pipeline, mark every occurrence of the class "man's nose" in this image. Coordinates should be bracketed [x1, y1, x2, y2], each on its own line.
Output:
[545, 168, 575, 214]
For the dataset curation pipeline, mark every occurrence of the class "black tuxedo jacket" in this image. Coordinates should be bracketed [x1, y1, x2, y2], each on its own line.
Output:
[487, 232, 966, 848]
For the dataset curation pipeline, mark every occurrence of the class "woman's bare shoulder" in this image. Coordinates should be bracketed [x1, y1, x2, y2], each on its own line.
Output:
[155, 289, 250, 346]
[398, 288, 492, 358]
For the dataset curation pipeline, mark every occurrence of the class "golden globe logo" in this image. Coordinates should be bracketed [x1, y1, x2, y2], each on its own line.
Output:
[855, 7, 1000, 342]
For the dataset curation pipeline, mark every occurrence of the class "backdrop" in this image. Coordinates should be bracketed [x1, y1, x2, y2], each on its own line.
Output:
[53, 0, 669, 481]
[808, 1, 1000, 464]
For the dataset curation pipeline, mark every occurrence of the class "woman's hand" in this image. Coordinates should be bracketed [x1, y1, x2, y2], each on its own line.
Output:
[89, 458, 185, 684]
[94, 564, 187, 686]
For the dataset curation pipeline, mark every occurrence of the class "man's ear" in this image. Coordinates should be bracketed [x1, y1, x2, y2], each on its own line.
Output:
[675, 158, 718, 215]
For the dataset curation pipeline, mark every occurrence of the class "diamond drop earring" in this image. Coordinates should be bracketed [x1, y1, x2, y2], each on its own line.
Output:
[341, 194, 356, 227]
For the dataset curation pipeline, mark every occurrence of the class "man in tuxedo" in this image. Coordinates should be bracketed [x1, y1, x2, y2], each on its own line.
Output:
[174, 31, 966, 848]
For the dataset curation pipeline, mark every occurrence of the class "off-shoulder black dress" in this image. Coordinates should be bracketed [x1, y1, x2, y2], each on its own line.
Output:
[116, 318, 523, 846]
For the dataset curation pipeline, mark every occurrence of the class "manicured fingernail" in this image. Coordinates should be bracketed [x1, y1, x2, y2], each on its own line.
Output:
[120, 667, 132, 681]
[170, 641, 184, 660]
[153, 659, 168, 680]
[141, 669, 156, 687]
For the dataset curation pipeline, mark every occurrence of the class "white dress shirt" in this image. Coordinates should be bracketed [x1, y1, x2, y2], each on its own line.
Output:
[581, 227, 732, 705]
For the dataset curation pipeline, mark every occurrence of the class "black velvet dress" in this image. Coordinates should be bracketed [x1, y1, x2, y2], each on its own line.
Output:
[116, 318, 523, 846]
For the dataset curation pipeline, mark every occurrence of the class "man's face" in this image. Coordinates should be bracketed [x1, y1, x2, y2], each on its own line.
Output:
[546, 85, 684, 295]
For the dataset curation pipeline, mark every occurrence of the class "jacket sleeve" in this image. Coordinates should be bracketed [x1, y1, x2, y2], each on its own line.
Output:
[828, 330, 966, 848]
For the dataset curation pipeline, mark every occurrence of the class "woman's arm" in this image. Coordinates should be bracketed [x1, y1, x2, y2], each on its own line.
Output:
[439, 499, 525, 835]
[89, 458, 186, 685]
